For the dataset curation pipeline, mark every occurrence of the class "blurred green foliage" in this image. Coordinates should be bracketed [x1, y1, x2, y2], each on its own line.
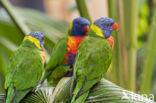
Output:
[136, 0, 156, 99]
[137, 1, 149, 47]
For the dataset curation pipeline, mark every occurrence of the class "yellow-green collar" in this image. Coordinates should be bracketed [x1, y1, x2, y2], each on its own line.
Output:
[69, 22, 72, 31]
[24, 36, 41, 49]
[90, 24, 104, 37]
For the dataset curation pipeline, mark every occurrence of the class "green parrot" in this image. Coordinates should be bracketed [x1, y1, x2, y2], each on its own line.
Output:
[5, 31, 46, 103]
[70, 17, 119, 103]
[42, 17, 90, 86]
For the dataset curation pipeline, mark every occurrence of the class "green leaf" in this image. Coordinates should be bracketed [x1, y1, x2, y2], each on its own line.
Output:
[52, 78, 154, 103]
[86, 79, 154, 103]
[21, 87, 54, 103]
[140, 5, 156, 94]
[0, 7, 68, 52]
[0, 78, 154, 103]
[51, 77, 72, 103]
[0, 93, 5, 103]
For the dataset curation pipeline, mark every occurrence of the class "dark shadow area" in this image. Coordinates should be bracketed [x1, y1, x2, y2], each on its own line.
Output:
[10, 0, 45, 12]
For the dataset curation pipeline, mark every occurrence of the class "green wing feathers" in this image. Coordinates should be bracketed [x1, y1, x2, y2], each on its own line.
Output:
[71, 37, 112, 102]
[42, 37, 68, 85]
[46, 37, 67, 71]
[6, 86, 31, 103]
[47, 65, 70, 86]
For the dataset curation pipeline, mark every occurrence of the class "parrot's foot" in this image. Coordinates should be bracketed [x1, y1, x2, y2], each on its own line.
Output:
[35, 84, 42, 92]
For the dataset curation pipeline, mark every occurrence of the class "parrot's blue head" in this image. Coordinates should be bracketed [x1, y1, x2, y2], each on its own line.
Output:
[71, 17, 90, 36]
[94, 17, 118, 38]
[28, 31, 45, 48]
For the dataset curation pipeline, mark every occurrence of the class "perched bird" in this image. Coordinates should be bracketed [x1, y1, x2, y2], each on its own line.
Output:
[42, 17, 90, 86]
[5, 31, 46, 103]
[70, 17, 118, 103]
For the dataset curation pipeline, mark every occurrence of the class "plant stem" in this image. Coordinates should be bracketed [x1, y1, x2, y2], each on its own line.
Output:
[140, 5, 156, 94]
[0, 0, 31, 35]
[148, 0, 154, 24]
[75, 0, 92, 22]
[122, 0, 138, 91]
[116, 0, 127, 88]
[113, 0, 138, 91]
[107, 0, 121, 85]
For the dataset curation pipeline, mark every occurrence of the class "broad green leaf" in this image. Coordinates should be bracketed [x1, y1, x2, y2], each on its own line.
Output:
[21, 87, 54, 103]
[86, 79, 154, 103]
[51, 77, 72, 103]
[0, 7, 68, 52]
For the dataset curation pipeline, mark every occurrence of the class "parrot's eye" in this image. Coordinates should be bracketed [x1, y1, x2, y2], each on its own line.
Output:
[106, 23, 110, 27]
[77, 22, 81, 27]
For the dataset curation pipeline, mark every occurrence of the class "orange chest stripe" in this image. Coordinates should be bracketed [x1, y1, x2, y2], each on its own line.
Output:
[67, 36, 86, 54]
[106, 36, 114, 49]
[40, 51, 46, 63]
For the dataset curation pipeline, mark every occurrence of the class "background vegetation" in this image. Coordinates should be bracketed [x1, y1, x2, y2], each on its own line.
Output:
[0, 0, 156, 102]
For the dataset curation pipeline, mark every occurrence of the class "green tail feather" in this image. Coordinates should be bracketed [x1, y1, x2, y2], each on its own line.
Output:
[41, 70, 52, 84]
[71, 89, 80, 103]
[70, 77, 76, 98]
[5, 87, 15, 103]
[71, 88, 89, 103]
[6, 87, 31, 103]
[71, 83, 82, 103]
[71, 77, 98, 103]
[75, 91, 89, 103]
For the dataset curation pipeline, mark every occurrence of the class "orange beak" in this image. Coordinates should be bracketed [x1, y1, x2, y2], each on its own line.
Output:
[113, 23, 119, 31]
[83, 26, 89, 33]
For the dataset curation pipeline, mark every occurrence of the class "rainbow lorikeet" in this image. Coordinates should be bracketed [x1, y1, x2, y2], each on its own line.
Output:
[5, 31, 46, 103]
[42, 17, 90, 86]
[70, 17, 118, 103]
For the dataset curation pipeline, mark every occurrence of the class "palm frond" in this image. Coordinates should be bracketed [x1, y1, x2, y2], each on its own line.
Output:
[0, 78, 154, 103]
[21, 87, 54, 103]
[53, 78, 154, 103]
[86, 79, 154, 103]
[0, 93, 5, 103]
[51, 77, 72, 103]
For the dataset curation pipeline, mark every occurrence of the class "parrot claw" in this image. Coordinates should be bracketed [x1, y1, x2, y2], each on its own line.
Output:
[35, 84, 42, 92]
